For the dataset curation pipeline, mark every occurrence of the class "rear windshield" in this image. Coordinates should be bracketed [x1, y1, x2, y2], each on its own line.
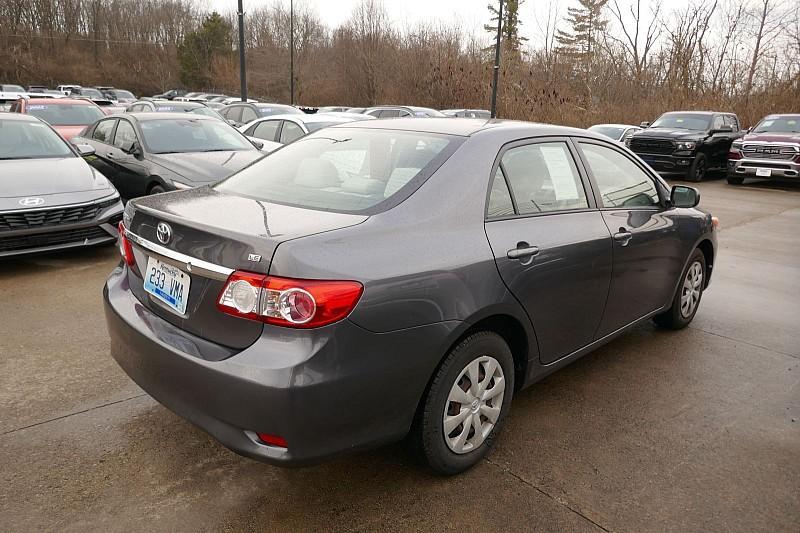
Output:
[216, 128, 463, 214]
[257, 105, 302, 116]
[0, 119, 73, 159]
[588, 125, 625, 140]
[26, 103, 105, 125]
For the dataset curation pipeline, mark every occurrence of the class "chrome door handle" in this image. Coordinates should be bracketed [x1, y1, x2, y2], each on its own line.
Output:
[613, 230, 632, 246]
[507, 244, 540, 260]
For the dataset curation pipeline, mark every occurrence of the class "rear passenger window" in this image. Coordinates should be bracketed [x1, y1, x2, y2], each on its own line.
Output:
[252, 120, 280, 141]
[379, 110, 401, 118]
[500, 142, 588, 214]
[487, 167, 514, 218]
[724, 115, 739, 131]
[579, 142, 660, 208]
[240, 106, 257, 124]
[280, 122, 305, 144]
[92, 119, 116, 143]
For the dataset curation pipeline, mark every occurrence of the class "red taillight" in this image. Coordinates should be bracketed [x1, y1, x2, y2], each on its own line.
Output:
[256, 433, 288, 448]
[217, 272, 363, 328]
[117, 222, 135, 266]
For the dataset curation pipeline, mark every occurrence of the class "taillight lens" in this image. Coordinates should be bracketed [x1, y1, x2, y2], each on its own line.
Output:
[117, 222, 135, 266]
[217, 272, 363, 328]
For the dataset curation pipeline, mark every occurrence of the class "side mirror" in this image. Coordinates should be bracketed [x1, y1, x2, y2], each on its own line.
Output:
[74, 143, 95, 157]
[249, 138, 264, 150]
[122, 141, 141, 156]
[671, 185, 700, 208]
[227, 119, 237, 126]
[640, 121, 650, 128]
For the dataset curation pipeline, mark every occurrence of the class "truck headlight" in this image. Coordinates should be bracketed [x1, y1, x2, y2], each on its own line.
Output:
[676, 141, 697, 151]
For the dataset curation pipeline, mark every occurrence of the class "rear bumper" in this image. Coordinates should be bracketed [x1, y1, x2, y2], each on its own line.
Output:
[104, 265, 459, 466]
[0, 201, 123, 258]
[728, 159, 800, 179]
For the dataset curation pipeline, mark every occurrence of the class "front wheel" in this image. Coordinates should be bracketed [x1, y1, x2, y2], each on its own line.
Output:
[687, 154, 707, 182]
[654, 249, 706, 329]
[149, 184, 166, 195]
[413, 332, 514, 475]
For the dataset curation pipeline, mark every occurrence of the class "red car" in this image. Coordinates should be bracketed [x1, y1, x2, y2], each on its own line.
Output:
[728, 114, 800, 184]
[10, 98, 106, 141]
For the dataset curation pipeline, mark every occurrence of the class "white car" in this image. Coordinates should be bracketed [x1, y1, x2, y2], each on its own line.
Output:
[238, 113, 369, 146]
[56, 84, 82, 96]
[587, 124, 642, 144]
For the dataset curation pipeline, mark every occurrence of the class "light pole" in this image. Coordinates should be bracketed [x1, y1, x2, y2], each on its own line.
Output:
[490, 0, 504, 118]
[290, 0, 295, 106]
[237, 0, 247, 101]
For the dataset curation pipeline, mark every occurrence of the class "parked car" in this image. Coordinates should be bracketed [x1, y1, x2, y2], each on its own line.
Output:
[364, 105, 446, 118]
[0, 114, 122, 257]
[239, 113, 367, 145]
[727, 114, 800, 184]
[219, 102, 303, 128]
[629, 111, 742, 181]
[72, 113, 264, 199]
[152, 89, 187, 100]
[105, 118, 717, 474]
[318, 106, 351, 113]
[441, 109, 491, 119]
[24, 91, 66, 99]
[27, 85, 48, 92]
[10, 97, 106, 141]
[101, 89, 137, 104]
[56, 84, 82, 96]
[1, 83, 27, 93]
[588, 124, 641, 144]
[126, 100, 219, 118]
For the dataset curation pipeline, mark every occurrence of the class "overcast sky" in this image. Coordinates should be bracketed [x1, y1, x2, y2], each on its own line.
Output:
[207, 1, 687, 44]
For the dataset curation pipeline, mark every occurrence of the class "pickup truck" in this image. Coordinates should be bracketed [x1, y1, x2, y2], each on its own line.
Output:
[727, 114, 800, 184]
[628, 111, 742, 181]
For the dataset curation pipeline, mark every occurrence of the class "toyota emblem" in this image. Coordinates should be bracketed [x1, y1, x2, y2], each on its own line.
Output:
[156, 222, 172, 245]
[19, 197, 45, 207]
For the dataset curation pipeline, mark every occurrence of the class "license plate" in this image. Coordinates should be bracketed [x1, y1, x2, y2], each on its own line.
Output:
[756, 168, 772, 177]
[143, 256, 190, 315]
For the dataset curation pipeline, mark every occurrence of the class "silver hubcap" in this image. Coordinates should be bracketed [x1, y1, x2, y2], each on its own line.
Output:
[443, 356, 505, 454]
[680, 261, 703, 318]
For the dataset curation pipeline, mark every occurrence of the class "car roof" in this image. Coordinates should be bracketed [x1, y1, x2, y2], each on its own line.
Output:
[590, 123, 639, 128]
[124, 112, 218, 121]
[660, 111, 733, 116]
[25, 97, 97, 106]
[257, 113, 357, 124]
[0, 112, 39, 123]
[328, 117, 598, 138]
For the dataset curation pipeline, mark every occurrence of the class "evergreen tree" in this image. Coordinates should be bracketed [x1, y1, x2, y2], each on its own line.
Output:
[556, 0, 609, 66]
[177, 12, 232, 88]
[484, 0, 528, 57]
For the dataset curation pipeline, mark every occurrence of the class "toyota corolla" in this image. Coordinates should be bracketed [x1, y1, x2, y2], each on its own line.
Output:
[105, 118, 717, 474]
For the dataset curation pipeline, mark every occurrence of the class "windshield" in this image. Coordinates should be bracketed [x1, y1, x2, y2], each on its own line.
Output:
[3, 84, 25, 92]
[257, 105, 302, 117]
[0, 119, 74, 159]
[412, 108, 446, 117]
[589, 125, 625, 140]
[753, 116, 800, 134]
[139, 118, 254, 154]
[189, 107, 222, 118]
[81, 88, 105, 99]
[26, 103, 105, 126]
[216, 128, 462, 213]
[651, 113, 710, 131]
[113, 90, 135, 99]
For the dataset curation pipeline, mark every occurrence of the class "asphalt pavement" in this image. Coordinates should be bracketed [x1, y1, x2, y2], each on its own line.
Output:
[1, 178, 798, 532]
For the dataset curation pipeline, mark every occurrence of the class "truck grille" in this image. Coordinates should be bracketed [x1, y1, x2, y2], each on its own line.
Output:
[630, 138, 675, 155]
[741, 144, 798, 161]
[0, 198, 115, 232]
[0, 226, 112, 253]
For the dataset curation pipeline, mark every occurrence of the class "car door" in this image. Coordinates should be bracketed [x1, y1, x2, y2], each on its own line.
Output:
[575, 139, 684, 337]
[707, 115, 733, 167]
[106, 119, 150, 199]
[484, 139, 613, 364]
[83, 118, 119, 182]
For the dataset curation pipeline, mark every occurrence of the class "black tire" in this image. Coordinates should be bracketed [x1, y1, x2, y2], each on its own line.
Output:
[686, 153, 707, 182]
[727, 174, 744, 185]
[149, 184, 166, 195]
[654, 248, 706, 329]
[413, 331, 515, 475]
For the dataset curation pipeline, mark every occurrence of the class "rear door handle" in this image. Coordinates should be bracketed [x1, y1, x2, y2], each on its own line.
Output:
[613, 230, 632, 246]
[507, 243, 540, 260]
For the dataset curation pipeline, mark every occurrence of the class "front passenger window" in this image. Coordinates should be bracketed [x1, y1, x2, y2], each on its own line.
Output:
[92, 120, 116, 143]
[579, 142, 660, 208]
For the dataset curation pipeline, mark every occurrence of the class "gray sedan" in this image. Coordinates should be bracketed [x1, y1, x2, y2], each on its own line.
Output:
[105, 118, 717, 474]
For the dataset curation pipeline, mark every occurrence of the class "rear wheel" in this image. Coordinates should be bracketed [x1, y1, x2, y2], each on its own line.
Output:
[727, 174, 744, 185]
[687, 154, 707, 182]
[413, 332, 514, 475]
[654, 249, 706, 329]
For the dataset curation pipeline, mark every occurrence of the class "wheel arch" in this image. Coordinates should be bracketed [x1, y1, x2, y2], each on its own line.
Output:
[697, 238, 715, 288]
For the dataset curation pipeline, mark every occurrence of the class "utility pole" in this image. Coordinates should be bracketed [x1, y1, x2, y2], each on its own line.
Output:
[490, 0, 504, 118]
[290, 0, 295, 105]
[238, 0, 247, 101]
